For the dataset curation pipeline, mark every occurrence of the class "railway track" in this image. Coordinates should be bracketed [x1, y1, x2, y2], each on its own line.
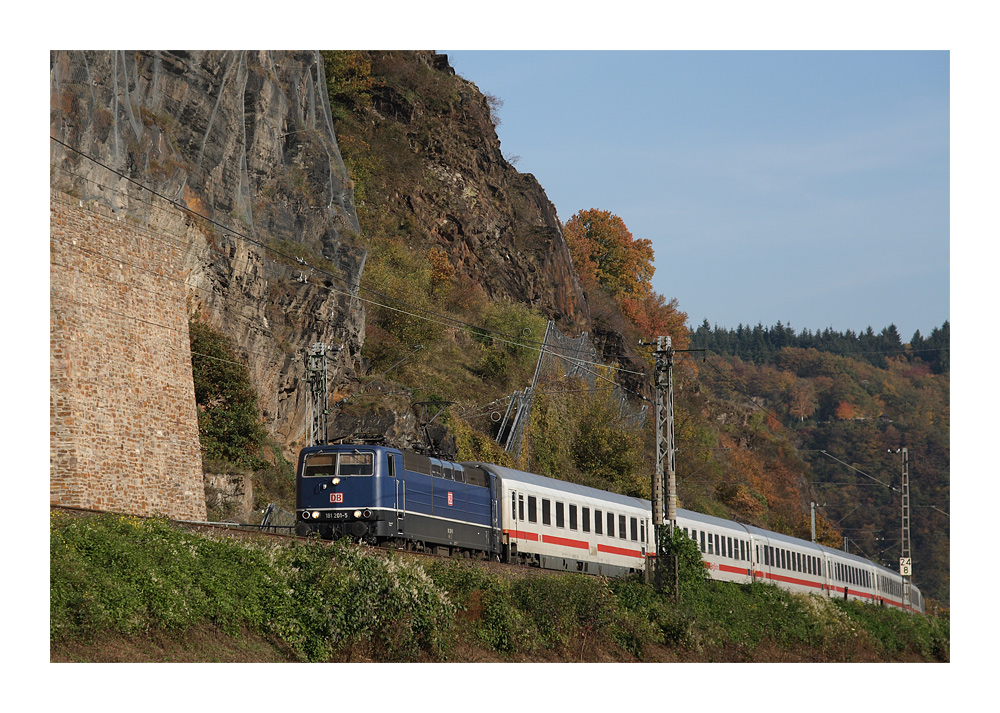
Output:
[48, 504, 539, 577]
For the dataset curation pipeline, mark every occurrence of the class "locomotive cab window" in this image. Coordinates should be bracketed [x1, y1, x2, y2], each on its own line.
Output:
[303, 452, 374, 477]
[302, 454, 336, 477]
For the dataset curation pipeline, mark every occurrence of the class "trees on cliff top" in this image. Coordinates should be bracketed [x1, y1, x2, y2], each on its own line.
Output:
[564, 208, 688, 349]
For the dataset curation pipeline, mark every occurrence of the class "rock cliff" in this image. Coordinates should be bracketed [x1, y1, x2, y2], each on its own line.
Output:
[50, 50, 367, 451]
[339, 50, 591, 333]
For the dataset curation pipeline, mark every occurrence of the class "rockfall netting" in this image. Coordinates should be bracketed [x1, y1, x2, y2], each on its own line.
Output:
[495, 321, 648, 460]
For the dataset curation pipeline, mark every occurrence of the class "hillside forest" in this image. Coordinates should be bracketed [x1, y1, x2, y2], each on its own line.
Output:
[192, 51, 950, 608]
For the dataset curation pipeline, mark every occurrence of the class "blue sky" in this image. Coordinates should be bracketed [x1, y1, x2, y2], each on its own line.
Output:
[444, 50, 949, 341]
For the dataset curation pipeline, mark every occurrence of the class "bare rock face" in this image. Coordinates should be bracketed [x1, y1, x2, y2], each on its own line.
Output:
[350, 51, 591, 333]
[50, 50, 368, 453]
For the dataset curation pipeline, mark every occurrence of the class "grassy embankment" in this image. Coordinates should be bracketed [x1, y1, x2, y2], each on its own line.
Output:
[50, 511, 949, 662]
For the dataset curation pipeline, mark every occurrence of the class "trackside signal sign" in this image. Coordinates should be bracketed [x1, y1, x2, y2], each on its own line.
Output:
[899, 557, 912, 576]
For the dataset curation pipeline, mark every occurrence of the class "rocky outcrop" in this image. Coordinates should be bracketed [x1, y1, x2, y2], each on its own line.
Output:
[349, 51, 591, 333]
[50, 50, 368, 453]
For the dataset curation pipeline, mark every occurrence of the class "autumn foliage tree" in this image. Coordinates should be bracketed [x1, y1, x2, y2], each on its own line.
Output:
[564, 209, 654, 301]
[564, 208, 688, 349]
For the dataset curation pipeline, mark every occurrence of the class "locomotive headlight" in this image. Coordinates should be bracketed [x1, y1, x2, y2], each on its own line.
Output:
[311, 511, 320, 519]
[302, 511, 310, 519]
[332, 477, 341, 485]
[354, 510, 362, 519]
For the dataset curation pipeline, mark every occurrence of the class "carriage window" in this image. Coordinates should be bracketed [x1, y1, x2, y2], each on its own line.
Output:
[528, 496, 537, 523]
[582, 507, 591, 532]
[630, 517, 638, 541]
[569, 504, 578, 531]
[518, 494, 524, 521]
[542, 499, 551, 526]
[640, 520, 645, 543]
[715, 534, 721, 556]
[740, 540, 746, 561]
[700, 531, 706, 554]
[619, 515, 627, 540]
[556, 502, 565, 528]
[512, 493, 517, 521]
[727, 537, 733, 559]
[607, 512, 615, 538]
[595, 510, 603, 535]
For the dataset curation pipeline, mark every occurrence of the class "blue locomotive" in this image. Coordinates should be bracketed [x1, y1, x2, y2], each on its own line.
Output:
[295, 443, 501, 558]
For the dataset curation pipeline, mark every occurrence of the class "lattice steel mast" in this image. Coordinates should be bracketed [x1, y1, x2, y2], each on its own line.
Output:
[900, 447, 912, 612]
[307, 342, 330, 447]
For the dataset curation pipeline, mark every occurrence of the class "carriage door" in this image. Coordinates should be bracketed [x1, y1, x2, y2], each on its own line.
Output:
[505, 488, 518, 563]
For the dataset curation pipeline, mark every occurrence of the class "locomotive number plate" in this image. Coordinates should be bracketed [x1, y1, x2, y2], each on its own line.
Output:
[329, 511, 348, 519]
[330, 493, 344, 503]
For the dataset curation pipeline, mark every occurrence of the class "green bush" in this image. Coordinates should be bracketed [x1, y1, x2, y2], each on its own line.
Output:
[189, 320, 268, 471]
[50, 513, 454, 662]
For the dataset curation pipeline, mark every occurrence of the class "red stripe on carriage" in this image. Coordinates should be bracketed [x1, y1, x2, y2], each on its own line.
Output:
[543, 534, 590, 550]
[598, 543, 643, 558]
[505, 529, 539, 541]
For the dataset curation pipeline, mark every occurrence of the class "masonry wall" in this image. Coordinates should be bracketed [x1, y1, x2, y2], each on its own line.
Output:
[50, 191, 206, 520]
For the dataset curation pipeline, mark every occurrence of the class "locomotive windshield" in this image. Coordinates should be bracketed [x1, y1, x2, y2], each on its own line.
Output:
[302, 451, 374, 477]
